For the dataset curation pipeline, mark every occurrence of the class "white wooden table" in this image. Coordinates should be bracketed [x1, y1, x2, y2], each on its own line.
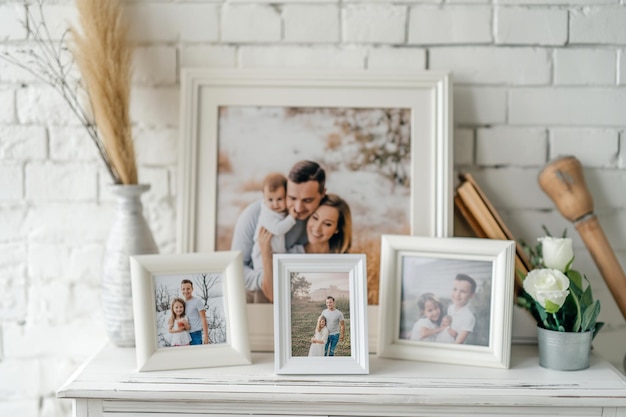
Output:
[58, 343, 626, 417]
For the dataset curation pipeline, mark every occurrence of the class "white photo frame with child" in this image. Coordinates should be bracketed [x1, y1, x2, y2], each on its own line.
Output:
[130, 252, 251, 371]
[377, 235, 515, 369]
[177, 68, 453, 352]
[273, 254, 369, 374]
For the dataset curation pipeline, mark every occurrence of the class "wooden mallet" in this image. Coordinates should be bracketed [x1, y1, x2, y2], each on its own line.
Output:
[538, 156, 626, 320]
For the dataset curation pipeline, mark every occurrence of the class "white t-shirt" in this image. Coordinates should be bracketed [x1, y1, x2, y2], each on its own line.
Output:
[447, 304, 475, 339]
[435, 325, 456, 343]
[410, 317, 437, 342]
[184, 296, 205, 333]
[322, 308, 344, 335]
[251, 202, 296, 271]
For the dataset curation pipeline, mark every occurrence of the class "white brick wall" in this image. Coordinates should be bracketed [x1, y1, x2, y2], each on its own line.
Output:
[554, 48, 616, 86]
[0, 125, 46, 160]
[2, 1, 626, 417]
[408, 6, 492, 44]
[126, 3, 220, 42]
[495, 7, 567, 45]
[510, 88, 626, 125]
[284, 5, 340, 43]
[0, 89, 15, 123]
[430, 47, 551, 84]
[222, 4, 281, 43]
[454, 87, 507, 124]
[343, 5, 406, 44]
[550, 128, 619, 166]
[367, 47, 426, 71]
[476, 127, 547, 166]
[0, 4, 26, 40]
[570, 7, 626, 44]
[179, 45, 237, 68]
[239, 45, 366, 69]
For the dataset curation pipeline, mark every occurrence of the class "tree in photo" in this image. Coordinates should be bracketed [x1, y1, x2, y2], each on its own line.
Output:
[194, 273, 227, 344]
[291, 272, 312, 300]
[155, 284, 174, 312]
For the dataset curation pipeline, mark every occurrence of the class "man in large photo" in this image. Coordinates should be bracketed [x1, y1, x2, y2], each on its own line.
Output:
[231, 160, 326, 302]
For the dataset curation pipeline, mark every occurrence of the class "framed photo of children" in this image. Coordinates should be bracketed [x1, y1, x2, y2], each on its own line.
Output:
[129, 252, 251, 371]
[273, 254, 369, 375]
[177, 68, 452, 351]
[377, 235, 516, 369]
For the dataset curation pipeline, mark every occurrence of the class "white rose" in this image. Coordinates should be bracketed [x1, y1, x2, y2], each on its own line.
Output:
[523, 268, 570, 314]
[539, 236, 574, 271]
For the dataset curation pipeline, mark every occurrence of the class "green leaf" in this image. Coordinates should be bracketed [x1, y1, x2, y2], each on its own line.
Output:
[515, 296, 526, 308]
[581, 300, 601, 332]
[569, 292, 582, 332]
[580, 284, 594, 309]
[566, 269, 583, 291]
[537, 302, 548, 323]
[593, 322, 605, 340]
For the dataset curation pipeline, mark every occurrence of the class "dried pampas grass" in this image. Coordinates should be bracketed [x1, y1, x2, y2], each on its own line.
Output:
[71, 0, 136, 184]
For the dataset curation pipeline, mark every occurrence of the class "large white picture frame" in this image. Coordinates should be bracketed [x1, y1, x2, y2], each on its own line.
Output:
[378, 235, 515, 369]
[178, 69, 453, 351]
[273, 254, 369, 374]
[130, 252, 251, 371]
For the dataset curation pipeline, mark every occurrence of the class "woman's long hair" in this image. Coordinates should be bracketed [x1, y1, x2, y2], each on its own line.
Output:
[319, 193, 352, 254]
[315, 315, 327, 333]
[170, 297, 187, 319]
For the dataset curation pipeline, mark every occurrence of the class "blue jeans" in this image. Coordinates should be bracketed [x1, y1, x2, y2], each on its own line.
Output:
[325, 333, 339, 356]
[189, 330, 203, 345]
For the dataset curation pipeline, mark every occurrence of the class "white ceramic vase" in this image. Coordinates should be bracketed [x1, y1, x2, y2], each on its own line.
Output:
[102, 184, 158, 347]
[537, 326, 593, 371]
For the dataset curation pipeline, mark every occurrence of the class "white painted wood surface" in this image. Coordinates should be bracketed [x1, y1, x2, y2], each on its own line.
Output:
[57, 343, 626, 417]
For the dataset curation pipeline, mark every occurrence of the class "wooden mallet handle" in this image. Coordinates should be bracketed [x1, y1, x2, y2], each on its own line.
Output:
[538, 156, 626, 320]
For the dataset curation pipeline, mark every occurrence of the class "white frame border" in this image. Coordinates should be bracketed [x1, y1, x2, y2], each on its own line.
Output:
[273, 254, 369, 375]
[130, 252, 251, 371]
[177, 68, 453, 351]
[377, 235, 515, 369]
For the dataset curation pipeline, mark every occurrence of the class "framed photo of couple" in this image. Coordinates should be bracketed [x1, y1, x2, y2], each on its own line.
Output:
[130, 252, 251, 371]
[377, 235, 516, 369]
[177, 69, 453, 351]
[272, 253, 369, 374]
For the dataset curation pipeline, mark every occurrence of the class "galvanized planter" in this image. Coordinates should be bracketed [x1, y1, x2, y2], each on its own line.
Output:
[102, 184, 158, 347]
[537, 326, 593, 371]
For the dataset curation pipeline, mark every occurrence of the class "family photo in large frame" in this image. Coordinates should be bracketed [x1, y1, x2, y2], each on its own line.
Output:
[178, 69, 453, 351]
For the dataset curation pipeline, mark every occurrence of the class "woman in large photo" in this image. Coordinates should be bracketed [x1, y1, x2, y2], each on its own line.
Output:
[257, 193, 353, 302]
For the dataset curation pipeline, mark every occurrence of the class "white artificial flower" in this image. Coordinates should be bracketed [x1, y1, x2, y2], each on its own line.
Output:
[539, 236, 574, 271]
[523, 268, 570, 314]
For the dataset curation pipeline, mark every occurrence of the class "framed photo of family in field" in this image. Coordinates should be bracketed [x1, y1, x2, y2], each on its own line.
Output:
[129, 252, 251, 371]
[377, 235, 515, 369]
[177, 69, 453, 351]
[272, 254, 368, 374]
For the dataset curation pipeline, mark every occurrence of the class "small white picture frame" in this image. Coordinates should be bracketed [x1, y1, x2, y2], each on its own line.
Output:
[273, 254, 369, 375]
[130, 251, 251, 371]
[377, 235, 515, 369]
